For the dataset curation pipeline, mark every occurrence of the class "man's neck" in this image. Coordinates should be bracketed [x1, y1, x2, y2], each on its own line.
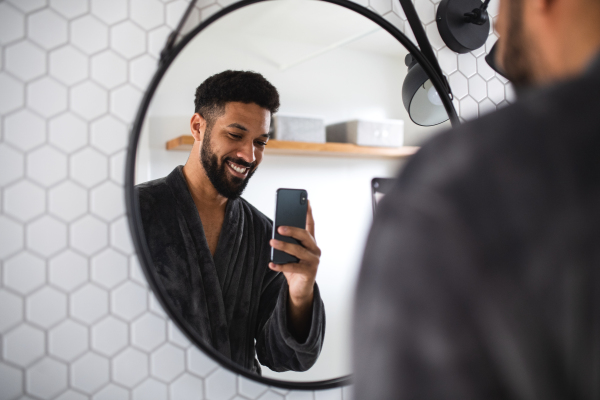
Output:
[182, 144, 228, 214]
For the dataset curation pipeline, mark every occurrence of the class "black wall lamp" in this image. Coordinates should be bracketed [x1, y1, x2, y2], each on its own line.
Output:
[437, 0, 492, 54]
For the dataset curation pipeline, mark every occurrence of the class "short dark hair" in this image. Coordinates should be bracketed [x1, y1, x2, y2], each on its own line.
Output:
[194, 70, 280, 124]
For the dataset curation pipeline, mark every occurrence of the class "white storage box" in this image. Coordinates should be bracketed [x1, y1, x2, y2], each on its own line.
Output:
[271, 115, 326, 143]
[326, 119, 404, 147]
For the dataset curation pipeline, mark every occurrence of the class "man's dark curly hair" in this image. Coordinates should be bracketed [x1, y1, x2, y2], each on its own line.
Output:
[194, 70, 280, 125]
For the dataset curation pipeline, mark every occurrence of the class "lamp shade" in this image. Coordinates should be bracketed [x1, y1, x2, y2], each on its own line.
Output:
[402, 55, 449, 126]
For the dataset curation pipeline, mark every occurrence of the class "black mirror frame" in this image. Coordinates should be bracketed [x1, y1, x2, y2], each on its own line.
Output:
[125, 0, 459, 390]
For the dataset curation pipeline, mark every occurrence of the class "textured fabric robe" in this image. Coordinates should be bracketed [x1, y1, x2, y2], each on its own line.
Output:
[354, 54, 600, 398]
[136, 166, 325, 374]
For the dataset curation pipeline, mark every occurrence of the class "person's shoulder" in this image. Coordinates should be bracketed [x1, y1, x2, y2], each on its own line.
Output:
[239, 197, 273, 228]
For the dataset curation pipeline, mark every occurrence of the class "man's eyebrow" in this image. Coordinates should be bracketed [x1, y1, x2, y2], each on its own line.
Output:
[227, 123, 248, 131]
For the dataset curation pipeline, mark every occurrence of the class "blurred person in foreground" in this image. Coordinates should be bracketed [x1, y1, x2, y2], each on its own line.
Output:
[354, 0, 600, 398]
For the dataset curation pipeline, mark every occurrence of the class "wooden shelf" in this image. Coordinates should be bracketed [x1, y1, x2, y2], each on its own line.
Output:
[166, 135, 418, 158]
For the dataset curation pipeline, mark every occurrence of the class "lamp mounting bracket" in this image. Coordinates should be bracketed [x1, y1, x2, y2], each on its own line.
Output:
[437, 0, 491, 54]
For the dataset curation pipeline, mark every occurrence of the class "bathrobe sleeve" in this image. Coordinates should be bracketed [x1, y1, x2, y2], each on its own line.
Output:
[255, 273, 326, 372]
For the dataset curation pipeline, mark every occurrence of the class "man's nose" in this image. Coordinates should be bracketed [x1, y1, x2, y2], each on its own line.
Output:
[236, 140, 256, 164]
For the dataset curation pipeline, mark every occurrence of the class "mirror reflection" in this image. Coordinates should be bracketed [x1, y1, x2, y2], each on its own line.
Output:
[135, 0, 450, 382]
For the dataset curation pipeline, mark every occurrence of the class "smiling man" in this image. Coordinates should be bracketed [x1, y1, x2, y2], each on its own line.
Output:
[136, 70, 325, 374]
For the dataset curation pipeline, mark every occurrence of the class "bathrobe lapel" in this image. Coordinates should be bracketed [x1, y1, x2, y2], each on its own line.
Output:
[166, 168, 232, 358]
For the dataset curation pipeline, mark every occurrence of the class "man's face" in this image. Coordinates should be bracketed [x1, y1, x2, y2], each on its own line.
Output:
[199, 102, 270, 199]
[495, 0, 538, 87]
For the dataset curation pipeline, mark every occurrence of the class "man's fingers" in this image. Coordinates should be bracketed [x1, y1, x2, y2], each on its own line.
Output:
[276, 226, 318, 252]
[306, 200, 315, 239]
[270, 239, 319, 261]
[269, 262, 314, 275]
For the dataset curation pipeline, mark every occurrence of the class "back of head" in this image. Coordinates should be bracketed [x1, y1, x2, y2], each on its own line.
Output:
[194, 70, 280, 126]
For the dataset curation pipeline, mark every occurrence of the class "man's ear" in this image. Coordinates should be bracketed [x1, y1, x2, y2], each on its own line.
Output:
[190, 113, 207, 142]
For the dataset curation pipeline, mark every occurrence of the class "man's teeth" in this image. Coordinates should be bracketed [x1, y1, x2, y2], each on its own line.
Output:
[228, 162, 247, 174]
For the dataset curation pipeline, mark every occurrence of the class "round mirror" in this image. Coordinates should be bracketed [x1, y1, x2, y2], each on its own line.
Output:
[127, 0, 453, 389]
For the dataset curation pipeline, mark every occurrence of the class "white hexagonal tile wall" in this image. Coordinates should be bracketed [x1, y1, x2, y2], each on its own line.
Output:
[27, 215, 68, 257]
[314, 388, 343, 400]
[27, 145, 68, 186]
[468, 74, 488, 102]
[110, 150, 126, 185]
[6, 0, 47, 13]
[50, 0, 89, 19]
[27, 77, 68, 117]
[132, 378, 168, 400]
[459, 96, 479, 120]
[165, 1, 188, 29]
[239, 376, 268, 399]
[0, 73, 24, 114]
[48, 112, 88, 153]
[4, 180, 45, 222]
[487, 77, 505, 105]
[71, 15, 109, 55]
[91, 248, 128, 288]
[91, 0, 128, 25]
[112, 348, 149, 386]
[26, 357, 68, 399]
[458, 52, 477, 78]
[131, 312, 166, 352]
[369, 0, 392, 16]
[91, 115, 128, 155]
[436, 47, 457, 75]
[91, 181, 125, 221]
[49, 250, 89, 291]
[55, 390, 89, 400]
[49, 181, 88, 222]
[111, 281, 147, 320]
[0, 216, 24, 258]
[28, 9, 68, 50]
[5, 41, 47, 81]
[479, 98, 496, 116]
[201, 5, 221, 20]
[425, 22, 444, 51]
[71, 352, 110, 394]
[71, 148, 109, 188]
[259, 391, 285, 400]
[50, 46, 89, 86]
[130, 54, 158, 90]
[131, 0, 165, 30]
[476, 55, 496, 81]
[26, 286, 67, 328]
[4, 109, 46, 152]
[168, 320, 191, 348]
[71, 215, 108, 255]
[130, 254, 148, 286]
[206, 369, 237, 400]
[91, 50, 128, 89]
[0, 3, 25, 45]
[111, 216, 135, 254]
[70, 81, 109, 120]
[151, 343, 185, 382]
[70, 284, 109, 324]
[170, 373, 204, 400]
[0, 143, 24, 186]
[110, 84, 143, 122]
[49, 319, 89, 361]
[111, 22, 146, 59]
[91, 315, 128, 356]
[0, 289, 23, 333]
[3, 251, 46, 295]
[92, 384, 129, 400]
[0, 363, 23, 400]
[2, 323, 45, 367]
[148, 26, 171, 58]
[187, 346, 220, 378]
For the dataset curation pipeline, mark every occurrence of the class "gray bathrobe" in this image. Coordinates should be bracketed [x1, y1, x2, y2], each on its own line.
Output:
[136, 166, 325, 374]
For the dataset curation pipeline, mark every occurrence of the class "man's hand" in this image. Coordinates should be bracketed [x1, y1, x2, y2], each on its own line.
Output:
[269, 200, 320, 341]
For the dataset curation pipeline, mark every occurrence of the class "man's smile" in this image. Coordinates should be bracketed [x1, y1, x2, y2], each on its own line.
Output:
[227, 160, 250, 177]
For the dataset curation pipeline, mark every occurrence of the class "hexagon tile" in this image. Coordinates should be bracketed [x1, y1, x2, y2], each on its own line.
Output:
[0, 0, 507, 399]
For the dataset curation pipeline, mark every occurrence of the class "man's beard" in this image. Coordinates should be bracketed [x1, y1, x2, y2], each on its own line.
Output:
[501, 0, 537, 87]
[200, 129, 257, 200]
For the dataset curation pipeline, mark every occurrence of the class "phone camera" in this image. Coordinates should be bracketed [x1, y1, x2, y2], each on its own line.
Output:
[300, 195, 307, 205]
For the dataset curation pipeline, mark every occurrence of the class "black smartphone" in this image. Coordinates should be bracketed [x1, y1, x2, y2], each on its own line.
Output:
[371, 178, 395, 216]
[271, 188, 308, 264]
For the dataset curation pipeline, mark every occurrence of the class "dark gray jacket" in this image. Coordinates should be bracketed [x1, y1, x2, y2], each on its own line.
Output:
[354, 55, 600, 399]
